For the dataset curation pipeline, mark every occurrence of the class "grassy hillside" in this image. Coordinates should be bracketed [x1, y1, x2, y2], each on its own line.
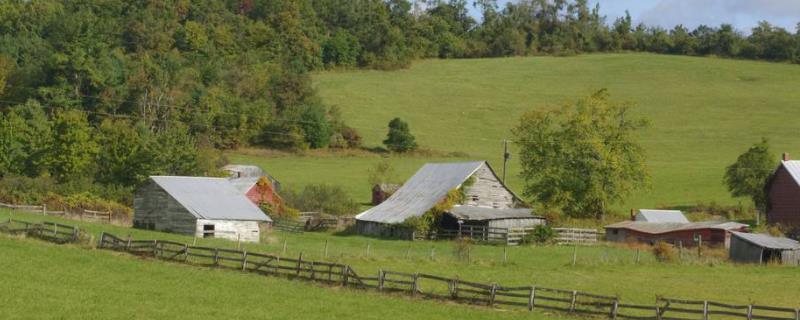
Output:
[231, 53, 800, 212]
[4, 210, 800, 308]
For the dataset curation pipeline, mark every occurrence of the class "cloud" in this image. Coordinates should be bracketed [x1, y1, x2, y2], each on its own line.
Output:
[638, 0, 800, 31]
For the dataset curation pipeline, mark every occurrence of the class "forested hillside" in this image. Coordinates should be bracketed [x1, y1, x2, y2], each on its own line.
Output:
[0, 0, 798, 212]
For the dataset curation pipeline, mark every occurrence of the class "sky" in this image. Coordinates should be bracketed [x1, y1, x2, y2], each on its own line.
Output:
[468, 0, 800, 32]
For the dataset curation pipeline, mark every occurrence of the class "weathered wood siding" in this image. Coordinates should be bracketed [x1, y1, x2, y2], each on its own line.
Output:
[133, 180, 197, 235]
[729, 236, 763, 263]
[780, 249, 800, 265]
[767, 166, 800, 229]
[356, 220, 412, 239]
[463, 164, 517, 209]
[195, 219, 261, 243]
[605, 228, 736, 248]
[488, 218, 544, 229]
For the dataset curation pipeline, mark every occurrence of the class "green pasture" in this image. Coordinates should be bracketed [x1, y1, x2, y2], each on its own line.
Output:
[231, 53, 800, 213]
[3, 210, 799, 309]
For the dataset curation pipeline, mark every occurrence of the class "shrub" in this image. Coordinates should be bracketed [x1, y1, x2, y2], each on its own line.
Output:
[282, 184, 359, 216]
[652, 241, 678, 262]
[383, 117, 417, 152]
[524, 225, 556, 244]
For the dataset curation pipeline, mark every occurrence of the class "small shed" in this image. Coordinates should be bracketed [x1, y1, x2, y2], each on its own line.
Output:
[134, 176, 272, 243]
[635, 209, 689, 223]
[223, 164, 281, 192]
[442, 205, 544, 230]
[729, 232, 800, 265]
[604, 221, 749, 248]
[371, 183, 401, 205]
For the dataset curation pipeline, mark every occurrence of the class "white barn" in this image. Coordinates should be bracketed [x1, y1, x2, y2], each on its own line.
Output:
[133, 176, 272, 243]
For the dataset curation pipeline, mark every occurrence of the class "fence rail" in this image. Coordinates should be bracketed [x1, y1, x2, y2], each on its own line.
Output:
[0, 219, 80, 243]
[0, 201, 119, 224]
[554, 228, 600, 245]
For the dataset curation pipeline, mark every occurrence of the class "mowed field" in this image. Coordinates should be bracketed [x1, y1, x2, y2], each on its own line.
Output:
[230, 53, 800, 212]
[4, 210, 799, 310]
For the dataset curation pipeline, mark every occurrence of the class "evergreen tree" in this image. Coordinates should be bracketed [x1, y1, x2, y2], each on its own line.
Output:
[383, 117, 417, 152]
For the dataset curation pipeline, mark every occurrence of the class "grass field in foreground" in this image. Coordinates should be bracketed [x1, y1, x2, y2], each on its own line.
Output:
[4, 210, 799, 308]
[231, 54, 800, 212]
[0, 235, 567, 320]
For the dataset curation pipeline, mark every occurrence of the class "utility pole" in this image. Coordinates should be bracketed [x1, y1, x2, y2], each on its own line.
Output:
[502, 139, 510, 183]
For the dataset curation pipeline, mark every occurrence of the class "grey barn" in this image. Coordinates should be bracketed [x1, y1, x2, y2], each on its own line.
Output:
[729, 232, 800, 265]
[355, 161, 531, 238]
[134, 176, 272, 243]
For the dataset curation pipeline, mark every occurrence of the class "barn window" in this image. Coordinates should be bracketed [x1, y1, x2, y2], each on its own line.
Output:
[203, 224, 215, 238]
[471, 195, 479, 202]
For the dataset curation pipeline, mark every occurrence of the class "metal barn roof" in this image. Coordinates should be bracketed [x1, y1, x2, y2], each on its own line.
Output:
[782, 161, 800, 186]
[447, 205, 539, 221]
[150, 176, 271, 222]
[228, 177, 261, 194]
[604, 221, 748, 234]
[636, 209, 689, 223]
[356, 161, 487, 224]
[222, 164, 265, 178]
[731, 232, 800, 250]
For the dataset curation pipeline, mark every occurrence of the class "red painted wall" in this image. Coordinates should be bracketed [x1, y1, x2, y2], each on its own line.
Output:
[617, 228, 741, 247]
[767, 165, 800, 228]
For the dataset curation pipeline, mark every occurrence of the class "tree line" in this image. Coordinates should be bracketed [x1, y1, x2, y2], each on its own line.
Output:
[0, 0, 797, 211]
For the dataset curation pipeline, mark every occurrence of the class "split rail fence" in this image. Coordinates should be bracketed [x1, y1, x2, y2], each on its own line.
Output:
[0, 201, 117, 224]
[0, 219, 80, 243]
[93, 231, 800, 320]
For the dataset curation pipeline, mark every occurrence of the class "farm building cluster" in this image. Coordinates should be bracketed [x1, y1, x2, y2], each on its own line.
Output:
[129, 152, 800, 264]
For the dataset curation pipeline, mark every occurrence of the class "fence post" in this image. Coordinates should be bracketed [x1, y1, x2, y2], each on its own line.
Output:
[569, 290, 577, 312]
[378, 269, 385, 291]
[42, 204, 46, 216]
[656, 305, 662, 320]
[572, 244, 578, 266]
[366, 241, 371, 257]
[489, 283, 498, 306]
[241, 251, 248, 271]
[152, 240, 158, 257]
[237, 234, 241, 250]
[324, 239, 329, 259]
[794, 308, 799, 320]
[213, 248, 220, 266]
[503, 246, 508, 264]
[450, 278, 459, 299]
[702, 301, 709, 320]
[282, 240, 287, 255]
[183, 244, 189, 262]
[411, 273, 418, 296]
[746, 305, 753, 320]
[528, 286, 536, 311]
[636, 249, 641, 264]
[309, 261, 316, 280]
[611, 299, 619, 319]
[342, 265, 349, 286]
[98, 232, 106, 248]
[126, 235, 132, 251]
[296, 252, 303, 276]
[430, 246, 435, 261]
[405, 245, 411, 260]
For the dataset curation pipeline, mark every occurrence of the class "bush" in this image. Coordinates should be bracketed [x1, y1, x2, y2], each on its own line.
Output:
[452, 237, 473, 261]
[282, 184, 359, 216]
[652, 241, 678, 262]
[524, 225, 556, 244]
[383, 117, 417, 152]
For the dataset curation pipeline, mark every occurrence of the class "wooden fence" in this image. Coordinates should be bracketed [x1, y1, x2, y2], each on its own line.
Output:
[0, 219, 80, 243]
[0, 201, 119, 224]
[554, 228, 600, 245]
[429, 226, 535, 245]
[93, 231, 800, 320]
[272, 219, 305, 233]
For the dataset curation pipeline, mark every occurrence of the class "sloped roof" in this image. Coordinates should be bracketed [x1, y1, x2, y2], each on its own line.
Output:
[447, 205, 539, 221]
[229, 177, 261, 194]
[636, 209, 689, 223]
[356, 161, 487, 224]
[731, 231, 800, 250]
[150, 176, 271, 222]
[223, 164, 265, 178]
[604, 221, 748, 234]
[781, 160, 800, 186]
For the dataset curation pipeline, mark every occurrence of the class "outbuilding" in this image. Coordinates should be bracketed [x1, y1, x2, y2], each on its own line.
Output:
[634, 209, 689, 223]
[355, 161, 528, 238]
[765, 154, 800, 235]
[729, 232, 800, 265]
[604, 221, 749, 248]
[134, 176, 272, 243]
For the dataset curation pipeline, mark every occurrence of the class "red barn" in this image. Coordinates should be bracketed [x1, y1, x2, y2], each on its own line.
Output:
[229, 177, 283, 211]
[766, 154, 800, 233]
[604, 221, 749, 248]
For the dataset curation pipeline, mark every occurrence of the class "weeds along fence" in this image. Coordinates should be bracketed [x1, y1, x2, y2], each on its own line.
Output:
[0, 201, 125, 225]
[95, 232, 800, 320]
[0, 219, 80, 244]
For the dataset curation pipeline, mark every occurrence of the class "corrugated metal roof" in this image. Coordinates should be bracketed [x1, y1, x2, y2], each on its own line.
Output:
[355, 161, 486, 224]
[636, 209, 689, 223]
[222, 164, 265, 178]
[731, 232, 800, 250]
[447, 205, 538, 221]
[604, 220, 748, 234]
[782, 161, 800, 186]
[228, 177, 260, 194]
[150, 176, 271, 222]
